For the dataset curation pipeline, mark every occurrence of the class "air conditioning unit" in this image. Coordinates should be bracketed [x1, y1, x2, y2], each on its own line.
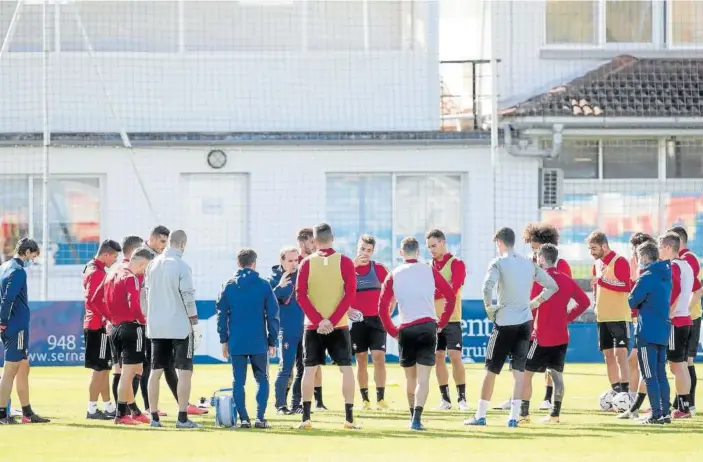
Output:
[539, 168, 563, 209]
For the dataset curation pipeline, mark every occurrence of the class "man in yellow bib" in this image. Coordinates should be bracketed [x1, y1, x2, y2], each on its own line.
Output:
[587, 231, 632, 396]
[295, 223, 360, 430]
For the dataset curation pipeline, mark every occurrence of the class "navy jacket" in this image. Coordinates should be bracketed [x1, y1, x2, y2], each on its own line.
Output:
[269, 265, 304, 339]
[0, 258, 30, 333]
[628, 260, 672, 346]
[216, 268, 280, 356]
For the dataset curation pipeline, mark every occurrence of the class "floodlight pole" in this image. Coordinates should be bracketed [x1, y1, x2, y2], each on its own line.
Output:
[41, 0, 51, 300]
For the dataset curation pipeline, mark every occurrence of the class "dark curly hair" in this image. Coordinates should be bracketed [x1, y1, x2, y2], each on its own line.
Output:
[629, 232, 655, 249]
[523, 223, 560, 246]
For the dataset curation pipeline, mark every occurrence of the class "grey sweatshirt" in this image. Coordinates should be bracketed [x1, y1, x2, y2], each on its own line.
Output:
[144, 247, 197, 339]
[482, 249, 558, 326]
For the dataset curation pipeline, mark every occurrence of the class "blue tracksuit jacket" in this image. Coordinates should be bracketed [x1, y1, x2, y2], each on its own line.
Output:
[0, 258, 30, 333]
[628, 260, 672, 346]
[268, 265, 304, 340]
[216, 268, 280, 356]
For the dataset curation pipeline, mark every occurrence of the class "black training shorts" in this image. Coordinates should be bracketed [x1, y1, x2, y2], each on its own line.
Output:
[398, 321, 437, 368]
[437, 322, 463, 351]
[351, 316, 387, 354]
[151, 335, 194, 371]
[525, 341, 567, 373]
[303, 327, 352, 367]
[687, 318, 701, 359]
[84, 327, 112, 371]
[110, 323, 146, 365]
[667, 325, 691, 363]
[597, 321, 630, 351]
[484, 321, 531, 374]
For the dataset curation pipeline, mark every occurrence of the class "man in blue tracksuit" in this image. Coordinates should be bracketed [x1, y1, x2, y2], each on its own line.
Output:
[216, 248, 280, 429]
[628, 241, 672, 425]
[0, 238, 49, 424]
[269, 247, 304, 415]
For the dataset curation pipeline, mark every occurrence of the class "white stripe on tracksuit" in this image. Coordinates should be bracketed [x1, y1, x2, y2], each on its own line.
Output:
[640, 345, 652, 379]
[527, 340, 538, 360]
[17, 330, 24, 350]
[136, 326, 143, 352]
[486, 329, 499, 360]
[99, 333, 107, 359]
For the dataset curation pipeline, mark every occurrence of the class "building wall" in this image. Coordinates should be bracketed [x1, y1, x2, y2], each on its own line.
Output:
[0, 143, 541, 302]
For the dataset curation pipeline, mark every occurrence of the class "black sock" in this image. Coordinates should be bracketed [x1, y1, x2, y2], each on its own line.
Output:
[544, 385, 554, 402]
[376, 387, 385, 402]
[456, 384, 466, 402]
[679, 394, 691, 413]
[112, 373, 121, 404]
[21, 405, 33, 417]
[412, 406, 423, 423]
[151, 411, 160, 422]
[689, 366, 697, 407]
[128, 402, 141, 416]
[302, 401, 312, 421]
[551, 400, 562, 417]
[132, 375, 141, 398]
[631, 392, 647, 412]
[439, 384, 451, 403]
[611, 383, 621, 393]
[314, 387, 323, 406]
[178, 411, 188, 423]
[344, 403, 354, 423]
[140, 369, 150, 410]
[117, 401, 128, 418]
[0, 408, 6, 419]
[620, 382, 629, 393]
[164, 366, 179, 402]
[520, 400, 530, 417]
[409, 407, 414, 418]
[360, 388, 369, 402]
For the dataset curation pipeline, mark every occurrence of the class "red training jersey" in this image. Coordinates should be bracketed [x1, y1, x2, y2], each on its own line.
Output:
[82, 259, 108, 330]
[680, 249, 702, 293]
[103, 266, 145, 325]
[531, 257, 571, 299]
[432, 253, 466, 300]
[353, 261, 388, 317]
[533, 267, 590, 347]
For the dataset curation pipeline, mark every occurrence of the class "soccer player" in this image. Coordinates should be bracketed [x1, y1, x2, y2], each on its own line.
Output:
[351, 234, 390, 410]
[519, 244, 589, 424]
[217, 248, 280, 428]
[668, 226, 702, 415]
[628, 242, 672, 424]
[378, 237, 456, 430]
[270, 246, 303, 415]
[658, 232, 693, 419]
[83, 239, 121, 420]
[145, 230, 201, 429]
[104, 248, 154, 425]
[295, 223, 359, 429]
[587, 231, 632, 395]
[0, 238, 50, 424]
[465, 227, 557, 427]
[426, 229, 468, 411]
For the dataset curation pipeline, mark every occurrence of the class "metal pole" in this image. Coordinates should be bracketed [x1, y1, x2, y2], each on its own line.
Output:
[41, 0, 50, 300]
[0, 0, 23, 59]
[489, 0, 499, 232]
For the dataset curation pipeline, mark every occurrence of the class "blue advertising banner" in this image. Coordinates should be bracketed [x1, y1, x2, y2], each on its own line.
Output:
[2, 300, 702, 366]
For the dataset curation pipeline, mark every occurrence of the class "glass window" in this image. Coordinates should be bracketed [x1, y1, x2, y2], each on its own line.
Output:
[666, 140, 703, 179]
[543, 140, 599, 179]
[664, 192, 703, 257]
[605, 0, 653, 44]
[61, 1, 178, 52]
[544, 0, 596, 45]
[326, 174, 393, 267]
[394, 175, 462, 263]
[368, 0, 412, 51]
[0, 177, 30, 264]
[32, 178, 101, 266]
[0, 3, 56, 52]
[602, 140, 658, 179]
[670, 0, 703, 46]
[307, 1, 365, 51]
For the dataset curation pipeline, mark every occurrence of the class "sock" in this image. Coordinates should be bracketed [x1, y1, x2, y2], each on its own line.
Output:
[544, 385, 554, 402]
[412, 406, 423, 423]
[376, 387, 385, 402]
[679, 394, 691, 413]
[344, 403, 354, 423]
[689, 366, 697, 407]
[104, 401, 115, 413]
[476, 399, 489, 419]
[112, 373, 121, 403]
[509, 399, 521, 421]
[551, 400, 562, 417]
[132, 375, 141, 398]
[302, 401, 312, 421]
[620, 382, 629, 393]
[178, 411, 188, 423]
[409, 407, 414, 418]
[151, 412, 160, 422]
[117, 401, 127, 418]
[21, 405, 33, 417]
[0, 407, 6, 419]
[360, 388, 369, 402]
[611, 383, 621, 393]
[88, 402, 98, 414]
[439, 384, 451, 403]
[314, 387, 323, 406]
[456, 384, 466, 402]
[631, 392, 647, 412]
[128, 402, 141, 416]
[520, 400, 530, 417]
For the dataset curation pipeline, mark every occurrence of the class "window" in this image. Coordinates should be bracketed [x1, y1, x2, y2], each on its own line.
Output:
[368, 0, 414, 51]
[667, 140, 703, 178]
[602, 140, 658, 179]
[0, 2, 56, 52]
[605, 0, 652, 44]
[670, 0, 703, 46]
[545, 0, 596, 45]
[0, 177, 100, 265]
[307, 1, 365, 51]
[664, 191, 703, 257]
[543, 140, 599, 179]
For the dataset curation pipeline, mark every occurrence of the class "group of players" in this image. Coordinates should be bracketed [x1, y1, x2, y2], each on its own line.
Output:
[0, 220, 700, 429]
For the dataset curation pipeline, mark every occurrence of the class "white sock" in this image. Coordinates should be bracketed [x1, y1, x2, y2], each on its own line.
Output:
[104, 402, 115, 413]
[476, 399, 489, 418]
[88, 402, 98, 413]
[509, 399, 521, 421]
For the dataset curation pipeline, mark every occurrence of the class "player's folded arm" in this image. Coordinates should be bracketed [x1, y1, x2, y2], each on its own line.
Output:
[264, 283, 281, 346]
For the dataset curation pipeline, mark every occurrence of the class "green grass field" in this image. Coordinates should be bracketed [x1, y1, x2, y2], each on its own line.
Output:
[3, 364, 701, 461]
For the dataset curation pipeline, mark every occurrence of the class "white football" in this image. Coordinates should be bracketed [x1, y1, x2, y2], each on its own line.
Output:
[612, 392, 633, 412]
[599, 390, 614, 411]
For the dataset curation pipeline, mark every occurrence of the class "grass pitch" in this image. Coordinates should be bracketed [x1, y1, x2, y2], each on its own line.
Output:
[2, 364, 701, 462]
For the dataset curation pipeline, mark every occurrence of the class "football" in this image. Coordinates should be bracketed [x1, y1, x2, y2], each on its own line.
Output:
[612, 392, 633, 412]
[599, 390, 614, 411]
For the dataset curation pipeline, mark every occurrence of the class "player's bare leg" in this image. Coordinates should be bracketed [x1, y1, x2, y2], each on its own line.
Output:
[355, 352, 371, 409]
[297, 365, 317, 428]
[116, 363, 143, 424]
[147, 368, 164, 427]
[15, 360, 49, 423]
[628, 348, 640, 397]
[435, 350, 451, 409]
[519, 370, 536, 423]
[99, 370, 114, 416]
[314, 367, 326, 410]
[465, 369, 497, 425]
[0, 361, 19, 424]
[544, 370, 564, 423]
[404, 366, 417, 418]
[614, 347, 630, 390]
[508, 370, 525, 425]
[619, 376, 648, 419]
[340, 365, 360, 429]
[410, 364, 432, 430]
[540, 371, 553, 410]
[670, 361, 692, 418]
[687, 356, 697, 414]
[448, 350, 468, 410]
[371, 350, 388, 409]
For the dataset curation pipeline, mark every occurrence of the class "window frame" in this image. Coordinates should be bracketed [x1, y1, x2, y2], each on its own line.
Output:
[666, 0, 703, 50]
